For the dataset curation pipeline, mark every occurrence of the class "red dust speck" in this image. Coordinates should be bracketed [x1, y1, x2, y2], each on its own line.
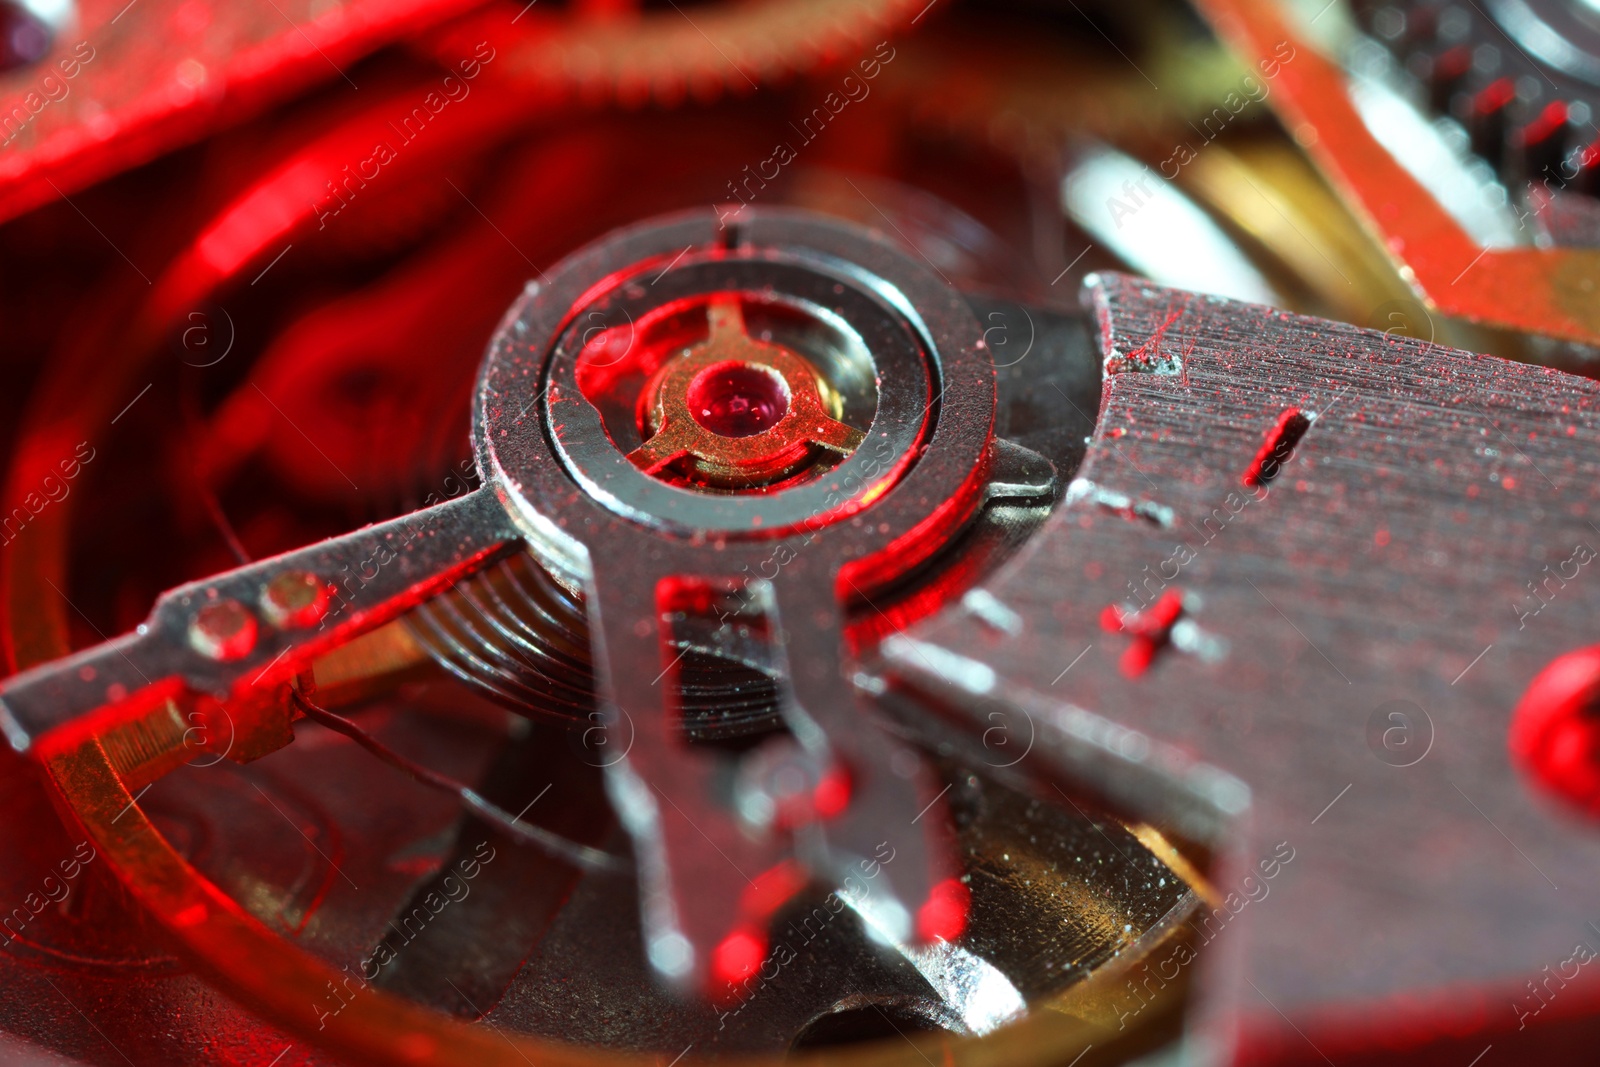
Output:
[740, 862, 807, 920]
[1509, 646, 1600, 815]
[917, 878, 970, 943]
[1503, 476, 1518, 490]
[712, 928, 767, 985]
[812, 768, 851, 819]
[1375, 529, 1390, 547]
[1101, 592, 1183, 677]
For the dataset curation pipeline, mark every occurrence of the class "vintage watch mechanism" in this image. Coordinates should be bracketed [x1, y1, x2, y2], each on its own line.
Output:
[1351, 0, 1600, 201]
[7, 1, 1600, 1065]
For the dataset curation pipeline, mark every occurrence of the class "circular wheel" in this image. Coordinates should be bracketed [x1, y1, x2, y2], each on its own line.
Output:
[2, 208, 1198, 1067]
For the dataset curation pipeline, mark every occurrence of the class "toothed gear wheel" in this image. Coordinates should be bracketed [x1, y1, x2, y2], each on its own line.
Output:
[1353, 0, 1600, 194]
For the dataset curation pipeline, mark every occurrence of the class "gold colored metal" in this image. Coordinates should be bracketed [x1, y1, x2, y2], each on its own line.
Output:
[0, 166, 1200, 1067]
[492, 0, 931, 104]
[39, 722, 1187, 1067]
[307, 619, 435, 707]
[2, 320, 1200, 1067]
[1131, 824, 1218, 907]
[1180, 143, 1411, 324]
[1191, 0, 1600, 346]
[629, 296, 864, 488]
[97, 697, 192, 790]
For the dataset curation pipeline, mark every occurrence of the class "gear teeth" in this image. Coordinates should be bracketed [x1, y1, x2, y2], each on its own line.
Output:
[1427, 44, 1473, 115]
[1354, 0, 1600, 201]
[1468, 76, 1516, 173]
[1520, 101, 1572, 185]
[1573, 136, 1600, 197]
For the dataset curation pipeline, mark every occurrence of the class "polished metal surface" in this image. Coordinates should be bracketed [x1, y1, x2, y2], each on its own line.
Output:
[0, 208, 1059, 1000]
[0, 489, 521, 754]
[885, 272, 1600, 1062]
[475, 208, 1000, 989]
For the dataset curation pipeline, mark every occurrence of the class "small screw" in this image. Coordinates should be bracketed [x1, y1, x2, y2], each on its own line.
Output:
[189, 600, 257, 661]
[261, 571, 329, 629]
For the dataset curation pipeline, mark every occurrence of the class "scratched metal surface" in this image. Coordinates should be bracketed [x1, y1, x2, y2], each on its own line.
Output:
[884, 272, 1600, 1061]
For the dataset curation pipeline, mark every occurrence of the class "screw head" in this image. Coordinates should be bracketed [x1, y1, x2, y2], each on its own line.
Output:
[260, 571, 329, 629]
[189, 600, 257, 661]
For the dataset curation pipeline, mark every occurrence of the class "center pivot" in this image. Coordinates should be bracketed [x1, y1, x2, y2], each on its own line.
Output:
[629, 296, 866, 489]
